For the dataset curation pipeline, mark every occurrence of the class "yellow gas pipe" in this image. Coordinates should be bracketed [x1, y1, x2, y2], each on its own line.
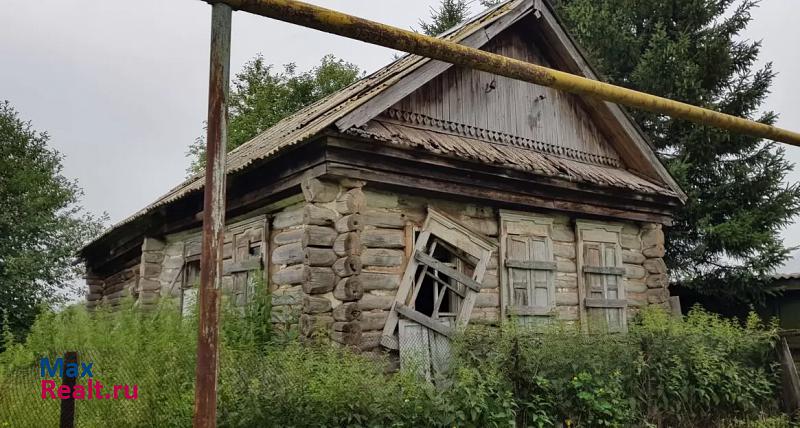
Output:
[208, 0, 800, 147]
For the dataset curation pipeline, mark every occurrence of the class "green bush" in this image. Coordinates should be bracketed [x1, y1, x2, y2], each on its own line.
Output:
[0, 298, 787, 427]
[454, 307, 782, 427]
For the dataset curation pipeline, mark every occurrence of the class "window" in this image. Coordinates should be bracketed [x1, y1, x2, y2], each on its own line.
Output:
[576, 221, 626, 332]
[180, 257, 200, 317]
[381, 208, 494, 349]
[500, 211, 556, 317]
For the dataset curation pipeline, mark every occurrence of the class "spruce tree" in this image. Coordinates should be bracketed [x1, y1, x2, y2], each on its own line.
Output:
[553, 0, 800, 301]
[419, 0, 470, 36]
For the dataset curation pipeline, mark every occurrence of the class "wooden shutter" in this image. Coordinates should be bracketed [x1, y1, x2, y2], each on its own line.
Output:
[226, 216, 268, 307]
[381, 208, 494, 350]
[500, 211, 556, 317]
[576, 221, 626, 332]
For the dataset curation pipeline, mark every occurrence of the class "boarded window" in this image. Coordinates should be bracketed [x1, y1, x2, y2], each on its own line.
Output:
[178, 215, 268, 316]
[180, 258, 200, 316]
[576, 221, 626, 332]
[500, 211, 556, 317]
[382, 208, 494, 378]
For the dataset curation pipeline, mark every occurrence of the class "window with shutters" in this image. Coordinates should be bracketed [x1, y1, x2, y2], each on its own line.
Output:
[576, 221, 626, 333]
[177, 215, 268, 316]
[500, 211, 556, 317]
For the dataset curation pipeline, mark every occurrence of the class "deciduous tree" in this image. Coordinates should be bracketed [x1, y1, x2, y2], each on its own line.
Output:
[0, 101, 105, 342]
[187, 54, 361, 173]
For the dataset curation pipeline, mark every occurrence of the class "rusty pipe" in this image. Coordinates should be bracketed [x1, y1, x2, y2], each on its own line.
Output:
[208, 0, 800, 147]
[194, 3, 231, 428]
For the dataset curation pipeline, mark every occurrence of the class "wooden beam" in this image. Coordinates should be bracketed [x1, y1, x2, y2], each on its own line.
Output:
[506, 260, 557, 271]
[415, 250, 482, 292]
[583, 266, 625, 275]
[584, 298, 627, 308]
[395, 304, 453, 337]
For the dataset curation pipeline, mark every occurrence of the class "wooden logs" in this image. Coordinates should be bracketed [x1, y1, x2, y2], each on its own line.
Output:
[333, 256, 362, 277]
[361, 248, 404, 267]
[300, 314, 334, 337]
[333, 276, 364, 301]
[305, 247, 336, 266]
[360, 272, 400, 291]
[336, 188, 366, 215]
[304, 204, 337, 226]
[331, 321, 362, 346]
[362, 211, 408, 229]
[333, 232, 362, 257]
[303, 295, 332, 314]
[273, 207, 304, 229]
[272, 242, 304, 265]
[333, 302, 362, 321]
[302, 178, 339, 203]
[273, 264, 310, 286]
[302, 267, 336, 294]
[274, 226, 337, 247]
[361, 229, 405, 248]
[335, 214, 363, 233]
[359, 311, 389, 331]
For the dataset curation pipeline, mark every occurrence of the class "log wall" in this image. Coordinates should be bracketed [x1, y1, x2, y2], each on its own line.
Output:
[85, 180, 671, 345]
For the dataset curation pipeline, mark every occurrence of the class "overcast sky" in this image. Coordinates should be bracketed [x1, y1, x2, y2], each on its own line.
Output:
[3, 0, 800, 270]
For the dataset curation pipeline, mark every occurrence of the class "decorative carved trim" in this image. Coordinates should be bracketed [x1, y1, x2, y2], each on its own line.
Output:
[380, 108, 622, 168]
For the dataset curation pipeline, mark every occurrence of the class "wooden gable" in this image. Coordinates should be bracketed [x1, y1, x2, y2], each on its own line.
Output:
[390, 26, 622, 169]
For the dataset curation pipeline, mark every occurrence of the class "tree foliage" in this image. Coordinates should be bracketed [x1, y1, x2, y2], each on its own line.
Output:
[0, 101, 105, 341]
[554, 0, 800, 301]
[187, 54, 361, 173]
[418, 0, 471, 36]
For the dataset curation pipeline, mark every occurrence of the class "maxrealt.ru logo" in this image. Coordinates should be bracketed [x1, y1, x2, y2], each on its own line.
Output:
[40, 357, 138, 400]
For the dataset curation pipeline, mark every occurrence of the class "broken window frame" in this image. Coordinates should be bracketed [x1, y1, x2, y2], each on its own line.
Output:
[576, 220, 627, 333]
[177, 215, 269, 316]
[499, 210, 557, 317]
[381, 208, 495, 350]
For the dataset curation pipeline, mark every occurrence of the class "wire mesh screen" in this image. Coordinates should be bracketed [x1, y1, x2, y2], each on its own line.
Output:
[0, 348, 197, 427]
[397, 319, 453, 382]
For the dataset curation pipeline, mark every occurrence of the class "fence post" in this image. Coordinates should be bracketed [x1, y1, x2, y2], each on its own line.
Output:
[779, 336, 800, 416]
[60, 351, 77, 428]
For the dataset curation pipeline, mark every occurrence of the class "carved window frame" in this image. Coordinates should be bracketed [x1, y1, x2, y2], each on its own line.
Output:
[575, 220, 627, 333]
[381, 208, 495, 350]
[499, 210, 556, 317]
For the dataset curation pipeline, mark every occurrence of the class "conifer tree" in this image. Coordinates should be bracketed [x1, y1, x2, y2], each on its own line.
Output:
[553, 0, 800, 300]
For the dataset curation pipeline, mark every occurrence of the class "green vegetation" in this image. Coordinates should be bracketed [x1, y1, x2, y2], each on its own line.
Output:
[0, 101, 105, 345]
[186, 54, 361, 174]
[420, 0, 800, 302]
[0, 296, 788, 427]
[553, 0, 800, 301]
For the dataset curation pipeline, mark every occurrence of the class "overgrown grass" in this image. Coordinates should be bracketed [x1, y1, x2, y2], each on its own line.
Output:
[0, 295, 789, 427]
[455, 309, 784, 427]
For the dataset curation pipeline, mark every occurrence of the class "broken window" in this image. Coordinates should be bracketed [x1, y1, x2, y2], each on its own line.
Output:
[180, 256, 201, 316]
[177, 216, 268, 316]
[381, 208, 494, 378]
[500, 211, 556, 318]
[576, 221, 626, 333]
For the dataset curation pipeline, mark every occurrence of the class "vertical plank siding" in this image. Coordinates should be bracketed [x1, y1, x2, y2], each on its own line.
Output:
[391, 28, 621, 166]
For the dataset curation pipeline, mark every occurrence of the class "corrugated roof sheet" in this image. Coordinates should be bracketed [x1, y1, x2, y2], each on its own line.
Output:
[89, 1, 526, 246]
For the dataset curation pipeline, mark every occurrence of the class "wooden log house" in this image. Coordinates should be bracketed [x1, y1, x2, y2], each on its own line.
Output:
[79, 0, 685, 367]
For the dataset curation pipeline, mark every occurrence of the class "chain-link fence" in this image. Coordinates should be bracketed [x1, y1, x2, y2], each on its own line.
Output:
[0, 348, 196, 427]
[0, 343, 378, 428]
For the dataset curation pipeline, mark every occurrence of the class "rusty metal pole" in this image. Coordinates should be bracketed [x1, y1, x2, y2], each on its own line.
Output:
[194, 2, 231, 428]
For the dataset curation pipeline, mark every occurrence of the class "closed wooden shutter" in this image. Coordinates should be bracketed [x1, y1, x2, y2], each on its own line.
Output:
[500, 211, 556, 317]
[577, 221, 626, 332]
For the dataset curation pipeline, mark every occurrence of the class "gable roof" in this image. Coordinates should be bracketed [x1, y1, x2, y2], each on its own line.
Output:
[85, 0, 683, 253]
